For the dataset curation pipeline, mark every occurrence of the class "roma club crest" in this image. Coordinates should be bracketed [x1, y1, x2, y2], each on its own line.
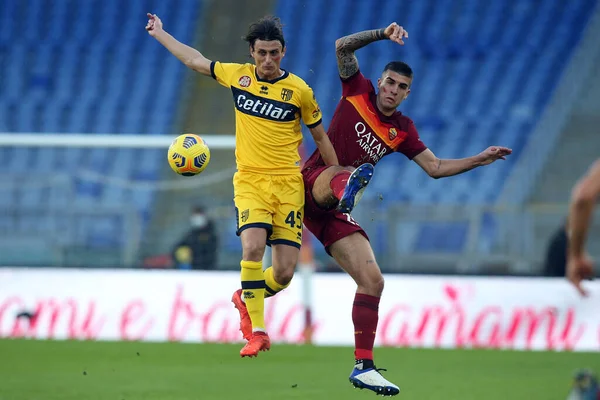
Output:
[388, 127, 397, 140]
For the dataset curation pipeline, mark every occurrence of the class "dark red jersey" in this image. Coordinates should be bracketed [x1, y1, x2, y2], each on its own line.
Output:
[303, 70, 427, 171]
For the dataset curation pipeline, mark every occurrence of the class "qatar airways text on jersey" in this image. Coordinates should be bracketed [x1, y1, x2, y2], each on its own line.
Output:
[354, 121, 387, 163]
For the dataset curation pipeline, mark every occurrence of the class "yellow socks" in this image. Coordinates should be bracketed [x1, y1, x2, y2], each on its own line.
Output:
[240, 260, 266, 332]
[240, 263, 292, 332]
[263, 266, 291, 298]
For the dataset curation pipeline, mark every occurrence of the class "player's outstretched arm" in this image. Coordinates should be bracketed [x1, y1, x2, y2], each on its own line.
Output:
[566, 159, 600, 296]
[308, 124, 339, 166]
[412, 146, 512, 179]
[335, 22, 408, 79]
[146, 13, 212, 76]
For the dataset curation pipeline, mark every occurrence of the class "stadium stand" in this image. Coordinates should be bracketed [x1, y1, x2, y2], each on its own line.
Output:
[0, 0, 202, 264]
[0, 0, 596, 266]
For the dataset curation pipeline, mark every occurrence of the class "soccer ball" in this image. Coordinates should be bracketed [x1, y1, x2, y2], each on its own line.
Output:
[167, 133, 211, 176]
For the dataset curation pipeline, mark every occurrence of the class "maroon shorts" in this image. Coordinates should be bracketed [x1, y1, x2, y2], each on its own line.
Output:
[302, 165, 369, 255]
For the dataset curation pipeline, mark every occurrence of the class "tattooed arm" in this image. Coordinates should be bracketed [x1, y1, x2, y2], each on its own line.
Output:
[335, 22, 408, 79]
[335, 29, 385, 79]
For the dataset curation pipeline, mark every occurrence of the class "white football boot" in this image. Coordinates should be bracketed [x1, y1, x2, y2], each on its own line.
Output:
[349, 360, 400, 396]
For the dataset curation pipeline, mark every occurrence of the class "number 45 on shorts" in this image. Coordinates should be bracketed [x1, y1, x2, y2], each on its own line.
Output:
[284, 210, 303, 242]
[285, 210, 302, 228]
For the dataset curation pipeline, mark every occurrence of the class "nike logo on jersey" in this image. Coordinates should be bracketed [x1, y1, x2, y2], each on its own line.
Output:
[231, 87, 299, 122]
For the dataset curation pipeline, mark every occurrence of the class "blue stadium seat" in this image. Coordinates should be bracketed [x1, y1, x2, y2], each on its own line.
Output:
[0, 0, 203, 250]
[0, 0, 201, 134]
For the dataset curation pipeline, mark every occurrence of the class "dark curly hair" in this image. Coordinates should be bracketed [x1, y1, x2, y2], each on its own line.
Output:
[242, 15, 285, 50]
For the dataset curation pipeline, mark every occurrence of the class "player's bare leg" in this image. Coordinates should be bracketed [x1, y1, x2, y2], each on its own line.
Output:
[312, 164, 374, 214]
[329, 233, 400, 396]
[270, 243, 298, 289]
[236, 228, 271, 357]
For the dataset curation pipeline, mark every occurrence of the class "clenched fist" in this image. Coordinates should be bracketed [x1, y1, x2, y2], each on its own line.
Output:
[145, 13, 163, 37]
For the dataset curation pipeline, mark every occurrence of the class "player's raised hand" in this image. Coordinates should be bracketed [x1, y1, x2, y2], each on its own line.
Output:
[477, 146, 512, 165]
[567, 254, 594, 297]
[383, 22, 408, 45]
[145, 13, 163, 36]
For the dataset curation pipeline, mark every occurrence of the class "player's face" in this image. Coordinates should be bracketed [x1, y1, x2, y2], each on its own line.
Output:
[376, 70, 411, 114]
[251, 40, 286, 81]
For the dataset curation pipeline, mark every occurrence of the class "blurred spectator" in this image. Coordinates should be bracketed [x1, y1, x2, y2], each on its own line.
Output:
[171, 206, 219, 270]
[542, 221, 568, 277]
[565, 369, 600, 400]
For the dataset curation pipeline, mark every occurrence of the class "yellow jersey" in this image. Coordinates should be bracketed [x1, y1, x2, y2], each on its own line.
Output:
[210, 62, 322, 175]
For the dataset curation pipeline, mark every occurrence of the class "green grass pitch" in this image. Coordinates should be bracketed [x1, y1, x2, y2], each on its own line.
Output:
[1, 339, 598, 399]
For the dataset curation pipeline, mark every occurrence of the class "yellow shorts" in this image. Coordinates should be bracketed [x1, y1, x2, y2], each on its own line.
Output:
[233, 171, 304, 248]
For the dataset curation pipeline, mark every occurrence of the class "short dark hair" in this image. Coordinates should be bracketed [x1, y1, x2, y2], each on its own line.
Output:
[383, 61, 413, 79]
[242, 16, 285, 50]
